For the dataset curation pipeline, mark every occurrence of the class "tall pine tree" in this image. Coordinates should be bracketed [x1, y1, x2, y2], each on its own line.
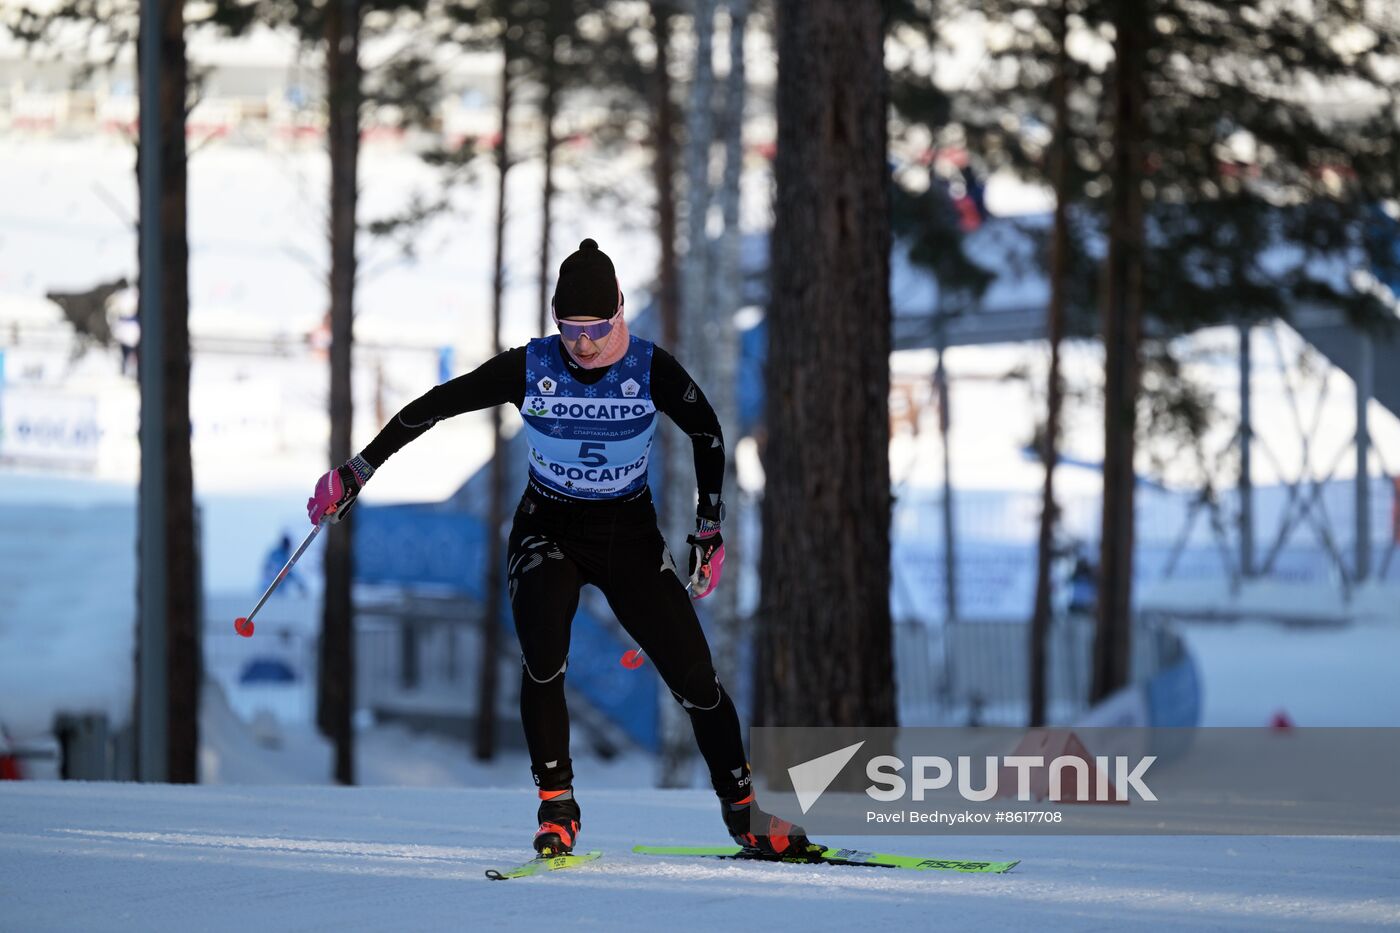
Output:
[761, 0, 896, 728]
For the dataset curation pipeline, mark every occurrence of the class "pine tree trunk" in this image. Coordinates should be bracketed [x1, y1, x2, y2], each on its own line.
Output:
[318, 0, 361, 786]
[1093, 0, 1146, 704]
[762, 0, 895, 728]
[650, 4, 680, 357]
[538, 37, 558, 337]
[650, 1, 681, 536]
[477, 37, 513, 762]
[647, 6, 689, 781]
[1029, 0, 1070, 728]
[656, 0, 719, 788]
[710, 0, 747, 690]
[680, 0, 716, 367]
[152, 0, 198, 783]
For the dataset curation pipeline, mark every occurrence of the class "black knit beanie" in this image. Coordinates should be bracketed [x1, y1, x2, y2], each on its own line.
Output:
[552, 238, 619, 319]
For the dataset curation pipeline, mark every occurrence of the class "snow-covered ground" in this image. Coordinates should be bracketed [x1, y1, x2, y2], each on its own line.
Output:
[2, 779, 1398, 932]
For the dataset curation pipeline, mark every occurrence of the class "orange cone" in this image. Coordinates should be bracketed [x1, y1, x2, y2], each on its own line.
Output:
[996, 728, 1126, 804]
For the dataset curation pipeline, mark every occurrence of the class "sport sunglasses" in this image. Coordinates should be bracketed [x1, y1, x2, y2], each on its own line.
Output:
[554, 314, 618, 342]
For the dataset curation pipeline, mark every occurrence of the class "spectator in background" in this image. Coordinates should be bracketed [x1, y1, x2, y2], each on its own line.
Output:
[1068, 549, 1098, 617]
[261, 532, 308, 596]
[109, 284, 140, 378]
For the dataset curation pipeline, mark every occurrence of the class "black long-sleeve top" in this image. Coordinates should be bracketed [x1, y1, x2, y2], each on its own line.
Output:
[360, 340, 725, 521]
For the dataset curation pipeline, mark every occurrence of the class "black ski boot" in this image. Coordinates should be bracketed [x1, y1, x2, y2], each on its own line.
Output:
[533, 787, 581, 857]
[717, 766, 825, 861]
[532, 761, 581, 857]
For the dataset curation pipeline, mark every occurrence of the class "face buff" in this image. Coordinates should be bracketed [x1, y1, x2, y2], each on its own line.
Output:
[564, 313, 630, 370]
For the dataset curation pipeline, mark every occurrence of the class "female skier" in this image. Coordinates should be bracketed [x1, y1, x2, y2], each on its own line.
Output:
[306, 239, 818, 861]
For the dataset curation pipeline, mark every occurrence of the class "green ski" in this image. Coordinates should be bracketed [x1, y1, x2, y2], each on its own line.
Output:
[632, 845, 1019, 874]
[485, 850, 603, 880]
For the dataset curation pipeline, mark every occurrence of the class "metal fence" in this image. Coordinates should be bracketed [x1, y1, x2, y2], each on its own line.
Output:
[204, 584, 638, 758]
[894, 613, 1180, 728]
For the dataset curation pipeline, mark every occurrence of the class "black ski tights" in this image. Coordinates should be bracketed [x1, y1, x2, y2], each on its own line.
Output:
[506, 490, 746, 797]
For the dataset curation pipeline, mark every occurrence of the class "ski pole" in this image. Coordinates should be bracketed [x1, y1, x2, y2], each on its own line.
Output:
[620, 581, 694, 669]
[234, 521, 324, 638]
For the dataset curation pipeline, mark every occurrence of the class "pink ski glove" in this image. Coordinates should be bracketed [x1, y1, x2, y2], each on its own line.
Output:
[686, 524, 725, 599]
[307, 455, 374, 526]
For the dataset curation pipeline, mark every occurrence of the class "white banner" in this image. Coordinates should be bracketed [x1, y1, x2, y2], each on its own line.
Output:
[0, 387, 100, 468]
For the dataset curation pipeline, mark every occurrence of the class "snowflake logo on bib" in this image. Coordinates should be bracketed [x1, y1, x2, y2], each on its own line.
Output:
[621, 378, 640, 398]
